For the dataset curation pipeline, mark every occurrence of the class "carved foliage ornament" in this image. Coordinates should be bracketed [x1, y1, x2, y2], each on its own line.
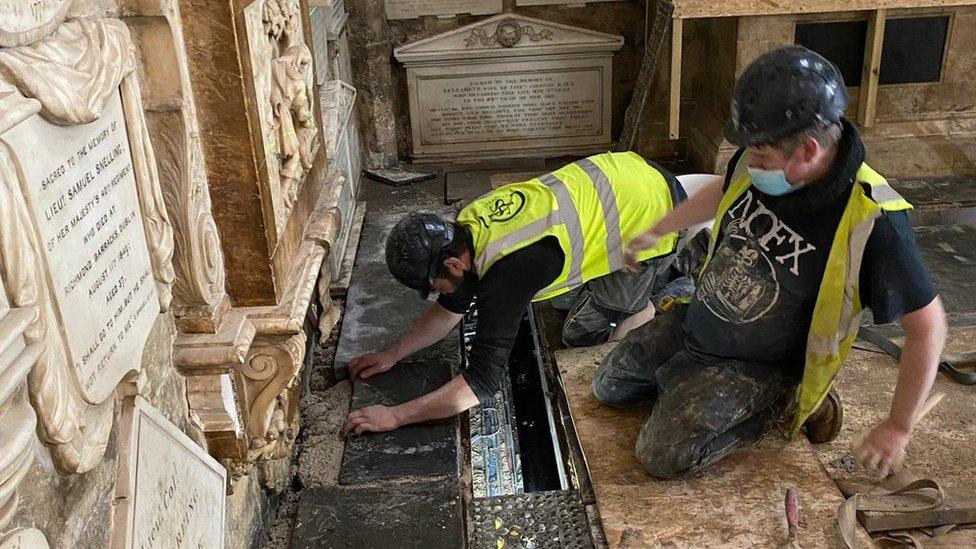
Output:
[464, 18, 554, 48]
[0, 18, 176, 473]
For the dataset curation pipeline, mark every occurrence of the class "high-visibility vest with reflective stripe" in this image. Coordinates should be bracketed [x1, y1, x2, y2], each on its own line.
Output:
[702, 154, 913, 436]
[457, 151, 680, 302]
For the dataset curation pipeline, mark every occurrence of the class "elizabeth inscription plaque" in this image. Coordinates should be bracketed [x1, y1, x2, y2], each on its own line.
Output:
[395, 14, 623, 160]
[4, 93, 159, 403]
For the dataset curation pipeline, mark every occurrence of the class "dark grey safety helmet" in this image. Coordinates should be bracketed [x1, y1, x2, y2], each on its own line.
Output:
[385, 213, 456, 299]
[726, 46, 848, 147]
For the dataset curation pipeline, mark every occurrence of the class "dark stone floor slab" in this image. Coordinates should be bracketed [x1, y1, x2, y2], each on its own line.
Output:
[916, 224, 976, 317]
[292, 479, 463, 549]
[340, 359, 459, 484]
[332, 211, 457, 377]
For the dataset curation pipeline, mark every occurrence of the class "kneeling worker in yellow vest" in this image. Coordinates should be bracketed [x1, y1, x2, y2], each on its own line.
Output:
[599, 45, 947, 480]
[341, 152, 696, 436]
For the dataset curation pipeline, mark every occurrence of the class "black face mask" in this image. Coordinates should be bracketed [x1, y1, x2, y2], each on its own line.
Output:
[434, 269, 477, 297]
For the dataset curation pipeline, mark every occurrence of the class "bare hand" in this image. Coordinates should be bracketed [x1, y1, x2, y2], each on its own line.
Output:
[856, 419, 910, 479]
[348, 351, 396, 379]
[623, 231, 660, 272]
[341, 405, 400, 437]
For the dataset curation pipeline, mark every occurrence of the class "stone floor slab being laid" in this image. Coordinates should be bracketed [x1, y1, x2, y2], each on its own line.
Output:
[291, 479, 464, 549]
[339, 359, 459, 485]
[555, 342, 868, 548]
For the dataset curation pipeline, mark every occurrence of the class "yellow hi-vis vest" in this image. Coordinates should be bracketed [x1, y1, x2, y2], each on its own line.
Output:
[456, 151, 680, 302]
[702, 154, 913, 436]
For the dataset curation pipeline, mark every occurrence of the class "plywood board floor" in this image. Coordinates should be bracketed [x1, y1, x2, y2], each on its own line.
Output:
[556, 343, 867, 548]
[816, 328, 976, 547]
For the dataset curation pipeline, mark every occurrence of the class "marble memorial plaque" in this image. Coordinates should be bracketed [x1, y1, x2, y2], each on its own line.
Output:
[395, 15, 623, 160]
[113, 397, 226, 549]
[0, 528, 48, 549]
[3, 92, 159, 404]
[0, 0, 74, 47]
[385, 0, 502, 20]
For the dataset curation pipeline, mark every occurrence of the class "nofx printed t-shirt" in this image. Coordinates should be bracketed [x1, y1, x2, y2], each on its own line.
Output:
[684, 120, 937, 376]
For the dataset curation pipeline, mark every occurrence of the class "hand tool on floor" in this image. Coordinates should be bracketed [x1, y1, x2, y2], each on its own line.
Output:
[781, 487, 802, 549]
[852, 391, 944, 478]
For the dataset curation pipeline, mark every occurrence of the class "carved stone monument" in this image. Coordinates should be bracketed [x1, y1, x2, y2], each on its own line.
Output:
[385, 0, 502, 20]
[395, 14, 623, 161]
[176, 0, 345, 488]
[0, 13, 174, 482]
[112, 397, 226, 549]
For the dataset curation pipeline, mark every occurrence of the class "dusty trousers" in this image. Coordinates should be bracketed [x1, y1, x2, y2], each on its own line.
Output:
[591, 305, 798, 479]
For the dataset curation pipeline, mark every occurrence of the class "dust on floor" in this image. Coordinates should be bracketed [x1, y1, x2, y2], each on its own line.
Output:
[264, 324, 353, 549]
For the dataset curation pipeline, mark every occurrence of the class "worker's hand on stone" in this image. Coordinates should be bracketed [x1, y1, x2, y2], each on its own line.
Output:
[348, 350, 396, 379]
[856, 418, 911, 479]
[341, 405, 400, 437]
[623, 231, 660, 272]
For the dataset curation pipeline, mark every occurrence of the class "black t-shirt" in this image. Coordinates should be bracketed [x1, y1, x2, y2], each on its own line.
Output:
[438, 236, 564, 404]
[684, 120, 937, 375]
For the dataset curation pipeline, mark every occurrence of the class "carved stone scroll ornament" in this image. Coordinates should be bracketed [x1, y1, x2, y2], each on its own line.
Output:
[237, 332, 306, 486]
[0, 19, 176, 473]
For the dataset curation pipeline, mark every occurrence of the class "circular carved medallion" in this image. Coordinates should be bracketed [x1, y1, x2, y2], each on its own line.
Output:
[495, 19, 522, 48]
[0, 0, 75, 47]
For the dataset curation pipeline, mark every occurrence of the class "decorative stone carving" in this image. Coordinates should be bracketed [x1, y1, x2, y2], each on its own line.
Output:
[0, 19, 175, 473]
[245, 0, 320, 234]
[134, 0, 231, 334]
[464, 18, 554, 48]
[175, 168, 344, 491]
[0, 284, 44, 544]
[0, 0, 75, 48]
[272, 45, 318, 209]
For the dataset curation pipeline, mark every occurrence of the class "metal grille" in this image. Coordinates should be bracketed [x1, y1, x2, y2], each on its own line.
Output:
[471, 491, 593, 549]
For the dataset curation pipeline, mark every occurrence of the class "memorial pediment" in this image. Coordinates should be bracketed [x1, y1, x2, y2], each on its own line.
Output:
[394, 14, 624, 63]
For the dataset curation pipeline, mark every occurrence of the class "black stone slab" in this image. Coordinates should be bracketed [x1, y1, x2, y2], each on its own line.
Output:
[891, 177, 976, 209]
[292, 480, 463, 549]
[340, 359, 459, 484]
[915, 224, 976, 317]
[332, 211, 457, 378]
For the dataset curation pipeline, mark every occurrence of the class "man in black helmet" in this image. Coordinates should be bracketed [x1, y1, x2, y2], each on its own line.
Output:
[341, 152, 707, 437]
[600, 45, 946, 480]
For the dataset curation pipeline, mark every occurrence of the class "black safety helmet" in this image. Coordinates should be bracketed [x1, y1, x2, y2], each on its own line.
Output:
[726, 46, 848, 147]
[385, 213, 456, 299]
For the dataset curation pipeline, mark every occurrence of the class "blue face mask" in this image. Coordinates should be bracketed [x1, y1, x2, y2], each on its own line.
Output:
[748, 167, 797, 196]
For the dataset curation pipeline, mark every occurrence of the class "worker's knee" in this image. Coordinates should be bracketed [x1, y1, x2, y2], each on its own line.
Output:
[635, 424, 699, 480]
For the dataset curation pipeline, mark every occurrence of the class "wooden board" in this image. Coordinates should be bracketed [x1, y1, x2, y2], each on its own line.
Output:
[329, 201, 366, 296]
[555, 343, 869, 547]
[671, 0, 976, 19]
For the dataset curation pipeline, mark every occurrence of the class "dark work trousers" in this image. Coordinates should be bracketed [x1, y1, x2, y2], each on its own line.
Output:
[559, 229, 711, 348]
[591, 305, 798, 479]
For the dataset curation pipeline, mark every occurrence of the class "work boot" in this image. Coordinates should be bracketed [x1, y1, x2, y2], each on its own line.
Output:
[804, 388, 843, 444]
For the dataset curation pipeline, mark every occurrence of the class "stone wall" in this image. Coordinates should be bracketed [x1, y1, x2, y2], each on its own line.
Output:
[0, 0, 343, 547]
